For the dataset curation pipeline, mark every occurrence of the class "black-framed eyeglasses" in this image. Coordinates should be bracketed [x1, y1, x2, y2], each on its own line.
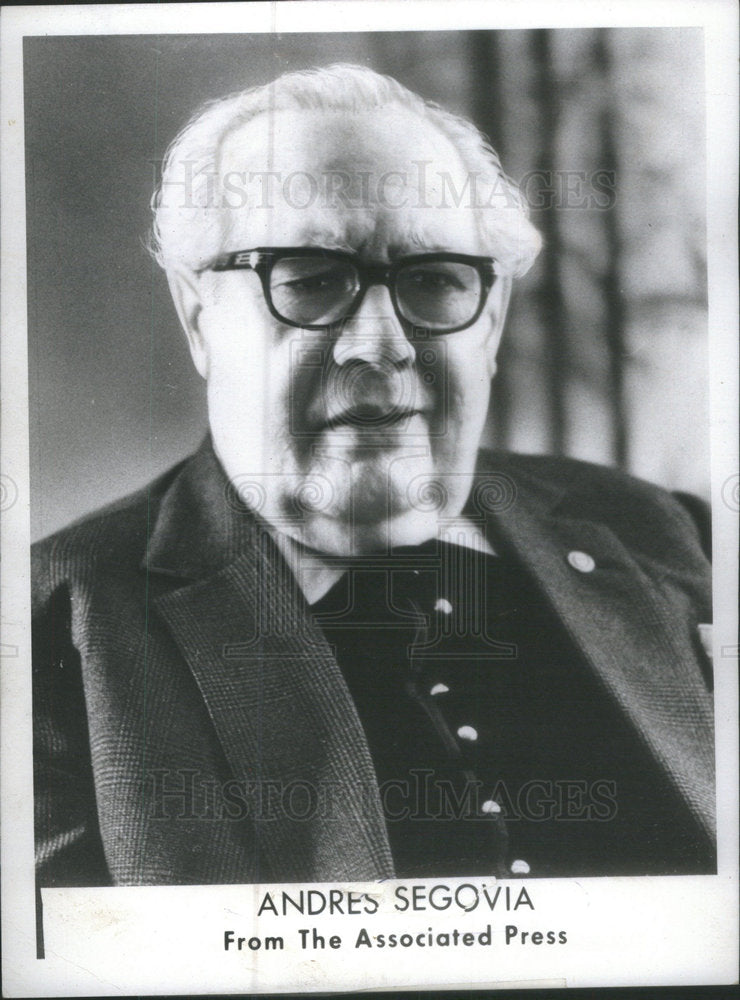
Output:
[210, 247, 498, 335]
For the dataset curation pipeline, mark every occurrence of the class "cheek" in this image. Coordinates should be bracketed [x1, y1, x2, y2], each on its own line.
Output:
[200, 307, 324, 449]
[200, 292, 264, 366]
[427, 332, 493, 437]
[199, 294, 283, 402]
[205, 337, 266, 438]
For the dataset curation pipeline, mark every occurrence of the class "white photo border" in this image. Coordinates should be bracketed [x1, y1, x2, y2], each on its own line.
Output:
[1, 2, 737, 996]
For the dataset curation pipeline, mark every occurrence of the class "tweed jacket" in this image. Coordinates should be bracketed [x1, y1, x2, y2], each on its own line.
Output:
[32, 441, 715, 886]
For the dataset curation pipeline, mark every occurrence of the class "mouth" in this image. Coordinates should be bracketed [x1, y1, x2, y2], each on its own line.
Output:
[321, 406, 423, 432]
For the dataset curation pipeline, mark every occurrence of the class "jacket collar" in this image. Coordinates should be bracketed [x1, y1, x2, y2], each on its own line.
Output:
[143, 437, 265, 580]
[145, 440, 396, 881]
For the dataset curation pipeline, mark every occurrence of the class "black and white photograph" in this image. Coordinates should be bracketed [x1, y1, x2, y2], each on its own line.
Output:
[1, 2, 737, 995]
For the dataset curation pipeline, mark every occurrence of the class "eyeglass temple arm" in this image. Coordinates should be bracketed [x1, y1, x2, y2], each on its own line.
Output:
[212, 250, 262, 271]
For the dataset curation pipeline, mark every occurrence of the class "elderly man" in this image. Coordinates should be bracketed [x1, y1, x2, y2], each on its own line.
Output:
[33, 64, 714, 886]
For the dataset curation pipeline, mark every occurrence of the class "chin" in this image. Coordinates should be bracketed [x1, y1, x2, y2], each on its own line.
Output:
[301, 450, 474, 551]
[295, 506, 444, 557]
[296, 469, 457, 555]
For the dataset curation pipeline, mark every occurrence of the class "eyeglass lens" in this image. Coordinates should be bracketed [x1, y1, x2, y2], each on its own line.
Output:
[269, 257, 483, 330]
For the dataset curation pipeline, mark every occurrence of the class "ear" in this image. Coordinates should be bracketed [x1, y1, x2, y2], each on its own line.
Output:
[484, 276, 512, 378]
[166, 265, 209, 379]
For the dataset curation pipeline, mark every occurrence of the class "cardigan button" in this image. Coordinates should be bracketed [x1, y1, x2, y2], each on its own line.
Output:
[567, 550, 595, 573]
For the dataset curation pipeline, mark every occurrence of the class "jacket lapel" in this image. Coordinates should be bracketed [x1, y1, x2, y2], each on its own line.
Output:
[487, 473, 715, 840]
[144, 441, 394, 881]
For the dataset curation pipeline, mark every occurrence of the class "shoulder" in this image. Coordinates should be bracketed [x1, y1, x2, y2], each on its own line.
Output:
[481, 448, 704, 513]
[478, 450, 710, 562]
[481, 449, 673, 500]
[31, 458, 188, 605]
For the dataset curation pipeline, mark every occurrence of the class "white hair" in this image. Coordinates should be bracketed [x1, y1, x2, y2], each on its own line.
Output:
[149, 63, 541, 277]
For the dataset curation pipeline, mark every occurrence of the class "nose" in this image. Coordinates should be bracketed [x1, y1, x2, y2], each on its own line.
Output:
[332, 283, 416, 368]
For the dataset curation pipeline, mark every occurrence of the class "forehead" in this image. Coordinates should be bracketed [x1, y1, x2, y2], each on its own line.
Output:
[217, 107, 483, 255]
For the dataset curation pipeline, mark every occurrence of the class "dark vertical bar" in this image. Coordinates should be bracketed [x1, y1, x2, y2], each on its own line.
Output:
[468, 30, 505, 167]
[466, 30, 513, 450]
[35, 881, 45, 959]
[531, 29, 568, 455]
[594, 30, 629, 468]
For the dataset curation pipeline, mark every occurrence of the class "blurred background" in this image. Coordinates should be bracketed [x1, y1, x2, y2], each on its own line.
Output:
[25, 28, 708, 541]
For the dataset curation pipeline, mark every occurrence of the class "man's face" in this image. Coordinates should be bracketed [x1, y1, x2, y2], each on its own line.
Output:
[169, 106, 509, 555]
